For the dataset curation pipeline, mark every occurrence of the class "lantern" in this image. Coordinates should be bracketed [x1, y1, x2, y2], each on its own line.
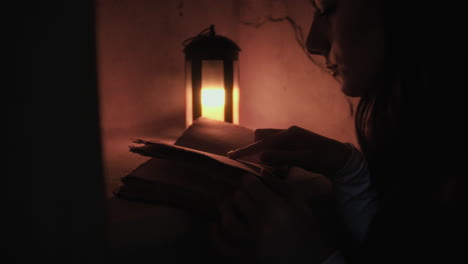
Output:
[183, 25, 241, 126]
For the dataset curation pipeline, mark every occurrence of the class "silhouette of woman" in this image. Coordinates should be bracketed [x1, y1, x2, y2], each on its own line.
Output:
[214, 0, 464, 263]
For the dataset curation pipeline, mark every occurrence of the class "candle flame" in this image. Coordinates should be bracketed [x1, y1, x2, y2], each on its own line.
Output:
[201, 87, 225, 121]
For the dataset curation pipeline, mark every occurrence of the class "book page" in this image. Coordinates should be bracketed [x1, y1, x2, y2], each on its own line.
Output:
[174, 117, 256, 156]
[129, 139, 270, 177]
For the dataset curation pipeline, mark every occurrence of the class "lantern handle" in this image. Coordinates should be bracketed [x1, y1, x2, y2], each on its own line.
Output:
[209, 24, 215, 36]
[182, 25, 217, 47]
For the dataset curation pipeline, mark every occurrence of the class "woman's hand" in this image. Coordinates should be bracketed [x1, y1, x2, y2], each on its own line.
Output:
[212, 174, 340, 264]
[228, 126, 352, 176]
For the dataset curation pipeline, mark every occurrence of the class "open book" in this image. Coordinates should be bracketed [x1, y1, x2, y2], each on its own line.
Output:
[114, 118, 269, 219]
[114, 118, 332, 220]
[128, 139, 269, 177]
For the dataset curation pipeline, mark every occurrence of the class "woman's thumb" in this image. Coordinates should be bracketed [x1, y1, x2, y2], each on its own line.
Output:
[254, 128, 285, 141]
[260, 149, 302, 165]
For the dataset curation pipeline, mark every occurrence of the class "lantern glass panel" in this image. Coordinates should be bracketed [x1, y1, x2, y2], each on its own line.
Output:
[201, 60, 225, 121]
[233, 60, 239, 124]
[185, 60, 193, 127]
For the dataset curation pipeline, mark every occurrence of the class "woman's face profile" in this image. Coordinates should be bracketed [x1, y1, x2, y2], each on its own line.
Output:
[306, 0, 385, 97]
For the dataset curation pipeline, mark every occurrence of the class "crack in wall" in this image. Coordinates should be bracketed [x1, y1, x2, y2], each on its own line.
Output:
[178, 1, 184, 16]
[240, 13, 355, 116]
[176, 0, 354, 116]
[241, 15, 324, 71]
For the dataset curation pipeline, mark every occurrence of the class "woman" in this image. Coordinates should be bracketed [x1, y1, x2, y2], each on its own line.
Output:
[213, 0, 464, 263]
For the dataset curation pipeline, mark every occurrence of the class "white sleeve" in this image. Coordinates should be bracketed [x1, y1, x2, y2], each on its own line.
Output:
[319, 144, 378, 264]
[332, 143, 379, 243]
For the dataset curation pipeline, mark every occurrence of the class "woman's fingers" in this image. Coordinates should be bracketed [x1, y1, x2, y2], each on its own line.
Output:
[260, 149, 324, 172]
[226, 128, 284, 163]
[228, 126, 350, 176]
[261, 149, 305, 165]
[227, 127, 299, 159]
[254, 128, 285, 141]
[227, 140, 268, 159]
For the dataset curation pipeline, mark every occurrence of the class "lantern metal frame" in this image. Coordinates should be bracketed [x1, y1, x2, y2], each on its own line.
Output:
[183, 25, 241, 125]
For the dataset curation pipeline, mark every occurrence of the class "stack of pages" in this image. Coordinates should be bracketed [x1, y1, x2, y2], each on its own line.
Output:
[114, 118, 269, 219]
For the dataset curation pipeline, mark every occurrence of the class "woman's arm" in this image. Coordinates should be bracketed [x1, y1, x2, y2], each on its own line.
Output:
[224, 127, 380, 263]
[332, 143, 378, 244]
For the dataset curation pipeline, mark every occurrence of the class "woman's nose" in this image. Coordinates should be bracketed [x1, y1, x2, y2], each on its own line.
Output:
[305, 15, 330, 56]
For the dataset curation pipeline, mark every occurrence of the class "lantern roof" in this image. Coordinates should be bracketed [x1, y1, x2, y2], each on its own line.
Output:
[183, 25, 240, 60]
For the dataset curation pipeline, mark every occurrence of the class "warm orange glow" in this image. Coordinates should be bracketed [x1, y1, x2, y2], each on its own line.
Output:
[186, 60, 240, 126]
[233, 86, 239, 124]
[233, 62, 240, 124]
[201, 87, 225, 121]
[185, 61, 193, 127]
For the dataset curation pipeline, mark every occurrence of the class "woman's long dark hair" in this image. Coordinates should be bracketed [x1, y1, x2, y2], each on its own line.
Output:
[352, 2, 465, 262]
[355, 1, 464, 192]
[354, 1, 402, 191]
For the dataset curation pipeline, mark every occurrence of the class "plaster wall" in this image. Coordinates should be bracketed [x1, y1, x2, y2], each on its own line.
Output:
[96, 0, 359, 193]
